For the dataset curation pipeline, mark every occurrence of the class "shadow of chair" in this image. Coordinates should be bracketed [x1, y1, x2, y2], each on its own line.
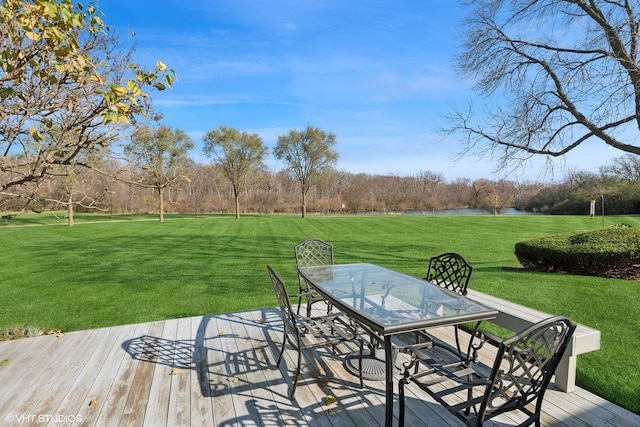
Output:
[122, 313, 289, 401]
[121, 308, 372, 424]
[399, 315, 576, 427]
[124, 334, 196, 369]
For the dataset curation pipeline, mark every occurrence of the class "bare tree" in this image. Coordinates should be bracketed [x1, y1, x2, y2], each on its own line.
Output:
[123, 125, 194, 222]
[446, 0, 640, 172]
[468, 179, 493, 212]
[274, 126, 338, 218]
[600, 154, 640, 182]
[202, 126, 267, 219]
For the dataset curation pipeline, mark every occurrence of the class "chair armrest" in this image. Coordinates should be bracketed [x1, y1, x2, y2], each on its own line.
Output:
[403, 341, 436, 362]
[460, 322, 504, 362]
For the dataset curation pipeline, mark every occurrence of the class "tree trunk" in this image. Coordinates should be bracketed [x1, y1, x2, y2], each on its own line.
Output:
[158, 187, 164, 222]
[67, 193, 74, 227]
[233, 185, 241, 219]
[302, 192, 307, 218]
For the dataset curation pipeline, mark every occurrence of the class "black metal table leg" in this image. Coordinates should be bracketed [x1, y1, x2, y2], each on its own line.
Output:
[384, 335, 394, 426]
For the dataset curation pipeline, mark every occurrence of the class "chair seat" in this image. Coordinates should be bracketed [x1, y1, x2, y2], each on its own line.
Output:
[299, 312, 357, 346]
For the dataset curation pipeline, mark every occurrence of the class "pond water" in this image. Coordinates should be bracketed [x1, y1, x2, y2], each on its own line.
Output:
[407, 208, 536, 215]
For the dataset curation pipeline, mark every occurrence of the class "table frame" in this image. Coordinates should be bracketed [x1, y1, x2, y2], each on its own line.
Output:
[297, 263, 498, 427]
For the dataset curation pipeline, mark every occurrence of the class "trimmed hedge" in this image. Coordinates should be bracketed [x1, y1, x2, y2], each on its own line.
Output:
[514, 224, 640, 276]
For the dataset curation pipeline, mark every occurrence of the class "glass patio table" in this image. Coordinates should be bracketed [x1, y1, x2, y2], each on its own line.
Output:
[297, 263, 498, 427]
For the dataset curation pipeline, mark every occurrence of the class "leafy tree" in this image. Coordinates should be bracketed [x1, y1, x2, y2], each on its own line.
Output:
[274, 126, 338, 218]
[202, 126, 267, 219]
[123, 125, 194, 222]
[0, 0, 175, 210]
[446, 0, 640, 172]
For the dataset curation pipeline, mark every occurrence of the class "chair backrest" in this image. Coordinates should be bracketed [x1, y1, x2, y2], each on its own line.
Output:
[267, 265, 300, 339]
[479, 316, 577, 423]
[425, 252, 473, 295]
[294, 239, 334, 268]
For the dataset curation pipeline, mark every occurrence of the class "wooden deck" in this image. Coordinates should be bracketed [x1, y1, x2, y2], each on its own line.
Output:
[0, 306, 638, 427]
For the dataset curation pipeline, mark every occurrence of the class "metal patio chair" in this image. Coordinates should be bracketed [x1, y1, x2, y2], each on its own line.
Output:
[391, 252, 475, 358]
[267, 265, 363, 399]
[423, 252, 473, 295]
[399, 316, 577, 427]
[419, 252, 474, 355]
[294, 238, 335, 317]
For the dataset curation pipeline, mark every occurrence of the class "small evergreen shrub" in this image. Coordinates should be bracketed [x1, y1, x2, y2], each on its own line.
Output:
[514, 224, 640, 276]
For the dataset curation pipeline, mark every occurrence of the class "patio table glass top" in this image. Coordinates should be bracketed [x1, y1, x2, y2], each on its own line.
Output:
[297, 263, 497, 336]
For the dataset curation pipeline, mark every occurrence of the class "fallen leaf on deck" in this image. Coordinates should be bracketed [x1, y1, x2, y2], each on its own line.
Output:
[88, 399, 98, 407]
[325, 394, 338, 406]
[227, 376, 239, 383]
[255, 317, 264, 324]
[0, 359, 9, 366]
[170, 369, 179, 375]
[218, 331, 226, 336]
[328, 408, 337, 416]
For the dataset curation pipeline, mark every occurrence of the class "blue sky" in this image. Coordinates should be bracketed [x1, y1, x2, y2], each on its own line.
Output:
[96, 0, 622, 182]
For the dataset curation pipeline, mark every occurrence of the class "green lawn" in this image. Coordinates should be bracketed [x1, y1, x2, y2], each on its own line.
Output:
[1, 212, 639, 414]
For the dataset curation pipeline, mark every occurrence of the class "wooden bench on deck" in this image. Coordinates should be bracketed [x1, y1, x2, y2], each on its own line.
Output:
[465, 289, 601, 393]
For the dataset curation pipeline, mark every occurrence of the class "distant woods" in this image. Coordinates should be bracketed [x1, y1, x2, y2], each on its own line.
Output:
[3, 154, 638, 217]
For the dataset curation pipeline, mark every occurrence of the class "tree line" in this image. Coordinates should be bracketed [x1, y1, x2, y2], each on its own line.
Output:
[3, 134, 638, 221]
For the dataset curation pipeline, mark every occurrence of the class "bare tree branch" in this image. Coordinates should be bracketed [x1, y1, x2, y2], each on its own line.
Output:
[448, 0, 640, 172]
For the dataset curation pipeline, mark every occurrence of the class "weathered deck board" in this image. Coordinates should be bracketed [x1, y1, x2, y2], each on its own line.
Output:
[140, 319, 175, 427]
[0, 331, 76, 406]
[93, 321, 155, 427]
[0, 307, 638, 427]
[74, 323, 141, 426]
[5, 328, 90, 419]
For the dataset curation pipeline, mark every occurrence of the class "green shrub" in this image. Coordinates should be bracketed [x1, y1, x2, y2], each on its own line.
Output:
[514, 224, 640, 275]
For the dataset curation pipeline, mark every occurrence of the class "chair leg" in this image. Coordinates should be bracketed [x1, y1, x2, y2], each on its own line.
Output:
[296, 287, 304, 315]
[399, 378, 406, 426]
[277, 333, 286, 366]
[290, 348, 302, 399]
[533, 399, 544, 427]
[306, 299, 313, 318]
[454, 326, 463, 358]
[465, 382, 474, 415]
[358, 340, 364, 388]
